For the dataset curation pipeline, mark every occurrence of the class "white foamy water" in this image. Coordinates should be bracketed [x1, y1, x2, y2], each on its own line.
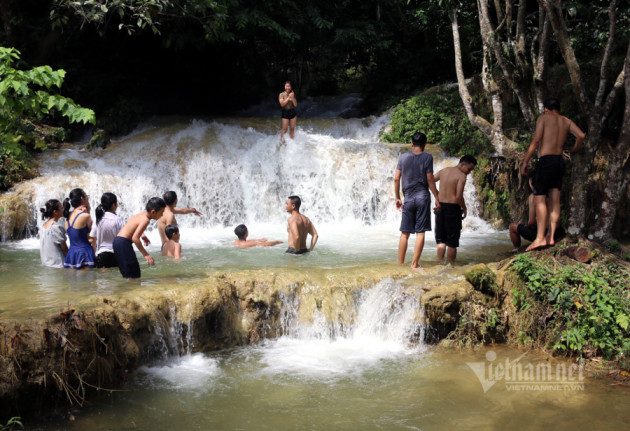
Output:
[138, 353, 220, 390]
[8, 110, 493, 245]
[253, 279, 425, 379]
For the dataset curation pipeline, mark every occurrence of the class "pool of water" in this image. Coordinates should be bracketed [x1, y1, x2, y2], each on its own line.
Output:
[0, 226, 513, 319]
[33, 344, 629, 431]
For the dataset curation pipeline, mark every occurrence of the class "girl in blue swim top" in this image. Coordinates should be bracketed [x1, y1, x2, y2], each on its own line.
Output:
[63, 188, 96, 269]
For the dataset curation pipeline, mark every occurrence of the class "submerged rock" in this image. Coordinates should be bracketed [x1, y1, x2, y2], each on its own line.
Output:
[0, 185, 35, 240]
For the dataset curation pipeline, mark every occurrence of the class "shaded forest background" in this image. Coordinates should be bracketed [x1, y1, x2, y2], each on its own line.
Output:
[0, 0, 482, 133]
[1, 0, 629, 240]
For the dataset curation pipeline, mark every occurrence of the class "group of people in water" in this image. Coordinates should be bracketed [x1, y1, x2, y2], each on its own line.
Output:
[39, 189, 193, 278]
[39, 187, 318, 279]
[37, 88, 583, 277]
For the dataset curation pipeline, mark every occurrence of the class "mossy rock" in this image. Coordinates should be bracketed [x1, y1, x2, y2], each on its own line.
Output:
[465, 264, 498, 295]
[87, 129, 111, 150]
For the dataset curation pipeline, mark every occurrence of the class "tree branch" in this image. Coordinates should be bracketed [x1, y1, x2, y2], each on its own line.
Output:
[595, 0, 620, 108]
[539, 0, 593, 118]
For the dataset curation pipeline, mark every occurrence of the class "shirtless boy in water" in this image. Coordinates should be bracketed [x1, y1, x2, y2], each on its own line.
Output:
[520, 97, 585, 251]
[285, 195, 318, 254]
[157, 191, 201, 247]
[433, 155, 477, 263]
[113, 197, 166, 279]
[232, 224, 283, 248]
[162, 225, 182, 259]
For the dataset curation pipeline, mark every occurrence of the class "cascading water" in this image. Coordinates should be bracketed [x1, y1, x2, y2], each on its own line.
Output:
[0, 98, 509, 319]
[139, 277, 426, 388]
[14, 111, 490, 238]
[254, 278, 426, 378]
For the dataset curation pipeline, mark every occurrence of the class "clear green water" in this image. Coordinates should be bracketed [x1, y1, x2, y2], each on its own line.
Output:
[34, 346, 630, 430]
[0, 229, 512, 320]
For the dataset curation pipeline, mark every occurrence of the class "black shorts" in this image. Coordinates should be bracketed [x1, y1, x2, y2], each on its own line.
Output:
[534, 155, 564, 196]
[400, 195, 431, 233]
[286, 247, 309, 254]
[95, 251, 118, 268]
[112, 236, 141, 279]
[434, 202, 462, 248]
[517, 224, 566, 242]
[281, 109, 296, 120]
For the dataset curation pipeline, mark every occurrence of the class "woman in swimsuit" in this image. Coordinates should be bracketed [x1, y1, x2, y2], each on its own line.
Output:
[63, 188, 96, 269]
[279, 81, 298, 143]
[39, 199, 68, 268]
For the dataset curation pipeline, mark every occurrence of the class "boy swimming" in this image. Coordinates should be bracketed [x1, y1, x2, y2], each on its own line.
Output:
[113, 197, 166, 279]
[232, 224, 282, 248]
[162, 224, 182, 258]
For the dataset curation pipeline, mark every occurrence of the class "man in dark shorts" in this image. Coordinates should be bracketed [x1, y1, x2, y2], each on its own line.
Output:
[279, 81, 298, 143]
[433, 155, 477, 263]
[521, 96, 585, 251]
[509, 172, 566, 247]
[394, 132, 440, 270]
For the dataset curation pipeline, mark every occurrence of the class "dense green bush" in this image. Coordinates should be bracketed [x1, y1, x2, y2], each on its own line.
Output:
[382, 88, 492, 157]
[511, 253, 630, 360]
[0, 47, 95, 190]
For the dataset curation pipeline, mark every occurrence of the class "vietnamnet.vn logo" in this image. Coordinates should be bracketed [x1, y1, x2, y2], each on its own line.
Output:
[466, 350, 585, 393]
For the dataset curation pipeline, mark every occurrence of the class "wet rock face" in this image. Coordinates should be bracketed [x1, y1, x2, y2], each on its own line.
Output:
[0, 185, 35, 240]
[420, 281, 472, 330]
[464, 263, 498, 295]
[0, 264, 481, 419]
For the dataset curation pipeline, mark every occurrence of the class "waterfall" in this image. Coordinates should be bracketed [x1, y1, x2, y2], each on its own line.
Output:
[255, 278, 426, 378]
[8, 111, 492, 241]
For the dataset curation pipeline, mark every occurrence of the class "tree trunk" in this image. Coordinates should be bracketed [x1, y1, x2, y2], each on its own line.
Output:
[450, 8, 517, 155]
[532, 9, 551, 112]
[539, 0, 592, 118]
[590, 40, 630, 241]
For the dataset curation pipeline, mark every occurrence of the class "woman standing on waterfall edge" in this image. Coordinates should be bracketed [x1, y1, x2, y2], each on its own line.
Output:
[279, 81, 298, 144]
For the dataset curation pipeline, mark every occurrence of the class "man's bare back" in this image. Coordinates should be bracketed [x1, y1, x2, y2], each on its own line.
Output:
[435, 167, 466, 204]
[287, 213, 316, 250]
[534, 113, 581, 157]
[520, 98, 585, 251]
[434, 161, 474, 219]
[285, 196, 318, 253]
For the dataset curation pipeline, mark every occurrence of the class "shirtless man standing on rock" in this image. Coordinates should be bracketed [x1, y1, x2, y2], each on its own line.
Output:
[285, 195, 318, 254]
[520, 96, 585, 251]
[434, 155, 477, 263]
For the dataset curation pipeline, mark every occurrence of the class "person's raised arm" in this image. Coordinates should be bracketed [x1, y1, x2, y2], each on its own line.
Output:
[521, 116, 544, 176]
[172, 208, 201, 216]
[394, 169, 403, 211]
[427, 172, 441, 212]
[289, 91, 297, 107]
[568, 121, 586, 153]
[308, 223, 318, 252]
[132, 218, 153, 265]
